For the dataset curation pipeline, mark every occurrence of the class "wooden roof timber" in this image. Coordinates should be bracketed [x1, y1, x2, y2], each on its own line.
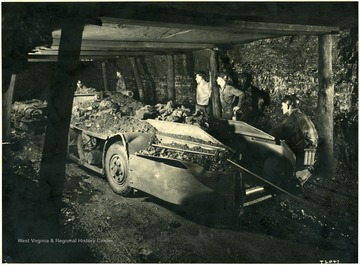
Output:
[28, 51, 187, 62]
[97, 2, 356, 29]
[29, 43, 215, 57]
[100, 16, 340, 36]
[28, 11, 341, 62]
[29, 50, 192, 56]
[52, 23, 274, 45]
[47, 39, 224, 50]
[147, 2, 355, 24]
[29, 49, 210, 58]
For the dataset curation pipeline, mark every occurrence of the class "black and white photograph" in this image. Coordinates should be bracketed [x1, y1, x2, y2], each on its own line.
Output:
[2, 2, 358, 263]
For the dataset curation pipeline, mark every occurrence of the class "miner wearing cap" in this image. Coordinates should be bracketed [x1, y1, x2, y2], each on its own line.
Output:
[216, 72, 245, 120]
[269, 94, 318, 186]
[238, 73, 270, 119]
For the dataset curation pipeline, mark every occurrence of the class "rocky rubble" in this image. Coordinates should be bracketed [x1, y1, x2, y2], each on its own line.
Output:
[71, 88, 227, 170]
[72, 91, 153, 135]
[134, 101, 208, 129]
[71, 89, 208, 133]
[11, 99, 48, 133]
[137, 143, 233, 172]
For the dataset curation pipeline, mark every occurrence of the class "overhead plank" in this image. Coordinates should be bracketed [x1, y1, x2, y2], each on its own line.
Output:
[101, 16, 339, 35]
[28, 52, 184, 62]
[29, 50, 203, 56]
[49, 39, 220, 50]
[50, 25, 273, 45]
[149, 2, 356, 29]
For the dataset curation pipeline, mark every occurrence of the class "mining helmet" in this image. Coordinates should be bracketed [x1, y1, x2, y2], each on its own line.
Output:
[216, 72, 229, 82]
[282, 94, 300, 108]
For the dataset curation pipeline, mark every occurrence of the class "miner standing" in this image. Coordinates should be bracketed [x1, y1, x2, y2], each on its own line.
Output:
[216, 72, 245, 120]
[115, 70, 127, 92]
[194, 71, 211, 118]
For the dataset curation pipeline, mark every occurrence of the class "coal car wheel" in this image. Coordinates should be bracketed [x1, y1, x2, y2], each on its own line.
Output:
[105, 142, 132, 196]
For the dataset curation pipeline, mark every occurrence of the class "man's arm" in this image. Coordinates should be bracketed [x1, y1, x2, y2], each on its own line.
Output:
[269, 115, 297, 141]
[236, 90, 245, 108]
[269, 123, 287, 139]
[229, 87, 245, 110]
[303, 119, 318, 148]
[206, 82, 212, 99]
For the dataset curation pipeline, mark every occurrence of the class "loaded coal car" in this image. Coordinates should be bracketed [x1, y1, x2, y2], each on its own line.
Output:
[68, 107, 296, 217]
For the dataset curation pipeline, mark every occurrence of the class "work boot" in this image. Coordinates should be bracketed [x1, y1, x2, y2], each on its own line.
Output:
[296, 168, 312, 186]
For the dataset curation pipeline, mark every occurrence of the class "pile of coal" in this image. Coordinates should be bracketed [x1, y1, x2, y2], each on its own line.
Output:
[71, 90, 152, 134]
[136, 132, 234, 172]
[70, 82, 208, 131]
[11, 99, 47, 132]
[71, 88, 229, 170]
[135, 101, 208, 129]
[134, 105, 158, 120]
[75, 80, 97, 94]
[105, 91, 144, 116]
[73, 112, 157, 136]
[137, 144, 234, 172]
[155, 101, 191, 122]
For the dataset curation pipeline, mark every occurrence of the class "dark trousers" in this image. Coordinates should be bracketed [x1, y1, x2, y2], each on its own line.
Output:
[196, 104, 210, 118]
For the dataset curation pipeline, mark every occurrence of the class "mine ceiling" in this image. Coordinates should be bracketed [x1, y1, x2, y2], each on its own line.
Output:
[23, 2, 358, 62]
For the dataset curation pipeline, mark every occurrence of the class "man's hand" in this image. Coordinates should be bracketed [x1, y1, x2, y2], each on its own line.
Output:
[233, 106, 240, 112]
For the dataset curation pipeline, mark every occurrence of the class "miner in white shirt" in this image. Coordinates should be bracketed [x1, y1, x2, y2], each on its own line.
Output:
[194, 71, 211, 118]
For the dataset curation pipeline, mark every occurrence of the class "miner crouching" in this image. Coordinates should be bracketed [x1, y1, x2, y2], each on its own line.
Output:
[265, 94, 318, 192]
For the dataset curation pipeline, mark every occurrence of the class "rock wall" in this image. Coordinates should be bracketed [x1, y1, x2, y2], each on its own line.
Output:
[221, 30, 358, 167]
[223, 29, 358, 120]
[13, 63, 56, 101]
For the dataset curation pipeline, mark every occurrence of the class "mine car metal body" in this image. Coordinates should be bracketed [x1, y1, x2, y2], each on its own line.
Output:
[68, 118, 296, 214]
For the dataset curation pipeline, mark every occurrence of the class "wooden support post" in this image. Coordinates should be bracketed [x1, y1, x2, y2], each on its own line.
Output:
[139, 57, 156, 104]
[101, 62, 109, 91]
[184, 52, 195, 77]
[210, 49, 221, 118]
[39, 21, 84, 199]
[167, 55, 175, 104]
[317, 34, 335, 176]
[130, 57, 145, 103]
[2, 74, 16, 144]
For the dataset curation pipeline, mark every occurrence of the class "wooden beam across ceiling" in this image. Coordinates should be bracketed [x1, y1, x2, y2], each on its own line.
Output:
[147, 2, 357, 29]
[51, 24, 273, 45]
[100, 16, 340, 35]
[26, 3, 342, 62]
[98, 2, 356, 28]
[49, 39, 223, 50]
[29, 50, 194, 56]
[28, 51, 188, 62]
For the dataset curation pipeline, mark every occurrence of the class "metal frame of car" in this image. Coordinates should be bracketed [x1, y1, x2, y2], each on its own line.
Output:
[68, 119, 296, 212]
